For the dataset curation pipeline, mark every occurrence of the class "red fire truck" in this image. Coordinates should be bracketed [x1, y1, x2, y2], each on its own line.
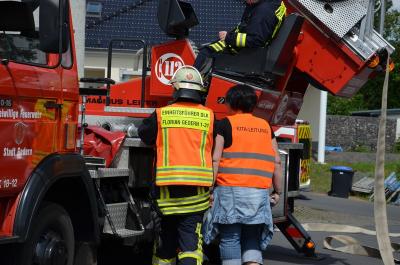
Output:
[0, 0, 394, 264]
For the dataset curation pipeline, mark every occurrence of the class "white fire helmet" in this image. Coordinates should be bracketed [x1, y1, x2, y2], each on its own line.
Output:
[170, 65, 206, 92]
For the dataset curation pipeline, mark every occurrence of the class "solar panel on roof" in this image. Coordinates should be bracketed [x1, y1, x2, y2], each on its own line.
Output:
[85, 0, 244, 49]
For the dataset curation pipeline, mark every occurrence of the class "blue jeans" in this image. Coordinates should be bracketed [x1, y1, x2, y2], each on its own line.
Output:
[219, 223, 263, 265]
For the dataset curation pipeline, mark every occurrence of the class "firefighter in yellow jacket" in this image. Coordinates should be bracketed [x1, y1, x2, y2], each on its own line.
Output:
[138, 66, 215, 265]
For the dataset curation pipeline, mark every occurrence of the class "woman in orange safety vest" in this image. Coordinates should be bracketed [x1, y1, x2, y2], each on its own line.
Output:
[203, 84, 283, 265]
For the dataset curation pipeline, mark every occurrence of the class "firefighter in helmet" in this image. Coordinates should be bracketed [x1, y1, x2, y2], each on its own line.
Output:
[194, 0, 286, 73]
[138, 66, 215, 265]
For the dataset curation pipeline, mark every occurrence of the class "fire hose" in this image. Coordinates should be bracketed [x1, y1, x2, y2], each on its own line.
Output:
[374, 53, 394, 265]
[300, 54, 398, 264]
[301, 223, 400, 263]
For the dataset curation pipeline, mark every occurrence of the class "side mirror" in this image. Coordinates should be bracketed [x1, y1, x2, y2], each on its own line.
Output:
[39, 0, 69, 53]
[0, 2, 35, 34]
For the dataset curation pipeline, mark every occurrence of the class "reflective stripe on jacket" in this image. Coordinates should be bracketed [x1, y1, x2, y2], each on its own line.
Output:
[157, 186, 210, 215]
[271, 1, 286, 39]
[155, 102, 214, 187]
[209, 40, 226, 52]
[217, 113, 275, 189]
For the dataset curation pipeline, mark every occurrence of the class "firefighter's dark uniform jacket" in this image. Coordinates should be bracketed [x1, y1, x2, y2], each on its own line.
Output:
[193, 0, 286, 72]
[208, 0, 286, 52]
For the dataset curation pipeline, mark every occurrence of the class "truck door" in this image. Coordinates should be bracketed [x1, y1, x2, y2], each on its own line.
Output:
[59, 34, 79, 152]
[0, 1, 61, 195]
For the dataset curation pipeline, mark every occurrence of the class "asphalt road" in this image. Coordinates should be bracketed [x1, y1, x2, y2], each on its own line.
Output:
[295, 193, 400, 225]
[97, 192, 400, 265]
[268, 192, 400, 265]
[265, 230, 399, 265]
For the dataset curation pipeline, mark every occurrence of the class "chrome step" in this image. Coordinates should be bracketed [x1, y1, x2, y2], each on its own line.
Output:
[89, 170, 98, 179]
[103, 202, 144, 238]
[89, 168, 130, 179]
[123, 137, 150, 148]
[112, 228, 144, 238]
[104, 106, 155, 114]
[84, 156, 106, 170]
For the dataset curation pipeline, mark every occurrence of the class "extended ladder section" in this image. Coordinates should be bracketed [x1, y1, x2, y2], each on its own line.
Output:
[290, 0, 392, 60]
[288, 0, 394, 97]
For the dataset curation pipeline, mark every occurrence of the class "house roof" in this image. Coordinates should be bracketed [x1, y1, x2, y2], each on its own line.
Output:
[85, 0, 244, 50]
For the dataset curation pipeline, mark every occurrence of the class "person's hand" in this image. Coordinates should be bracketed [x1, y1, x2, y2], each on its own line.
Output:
[270, 192, 280, 206]
[209, 193, 214, 207]
[219, 31, 227, 41]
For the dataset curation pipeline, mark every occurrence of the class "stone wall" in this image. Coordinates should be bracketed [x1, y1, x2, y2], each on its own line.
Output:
[326, 115, 397, 152]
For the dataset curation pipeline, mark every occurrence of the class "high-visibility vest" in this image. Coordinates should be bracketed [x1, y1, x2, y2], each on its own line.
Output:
[155, 102, 214, 187]
[217, 113, 275, 189]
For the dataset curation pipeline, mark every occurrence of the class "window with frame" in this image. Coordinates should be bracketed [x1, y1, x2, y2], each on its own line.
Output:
[120, 68, 142, 82]
[87, 2, 102, 18]
[83, 68, 106, 88]
[61, 40, 73, 68]
[0, 0, 47, 65]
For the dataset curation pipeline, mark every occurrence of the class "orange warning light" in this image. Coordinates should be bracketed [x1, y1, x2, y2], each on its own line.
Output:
[388, 61, 395, 72]
[368, 54, 380, 69]
[306, 241, 315, 249]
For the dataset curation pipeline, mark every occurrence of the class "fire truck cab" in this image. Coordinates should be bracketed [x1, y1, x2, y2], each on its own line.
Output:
[0, 0, 99, 264]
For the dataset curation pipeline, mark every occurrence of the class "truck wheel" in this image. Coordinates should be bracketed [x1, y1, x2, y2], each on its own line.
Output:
[18, 203, 75, 265]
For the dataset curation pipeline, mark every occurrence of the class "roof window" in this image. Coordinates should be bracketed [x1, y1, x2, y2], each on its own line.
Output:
[87, 2, 102, 18]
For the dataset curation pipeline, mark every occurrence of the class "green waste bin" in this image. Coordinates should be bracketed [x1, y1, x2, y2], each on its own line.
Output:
[329, 166, 354, 198]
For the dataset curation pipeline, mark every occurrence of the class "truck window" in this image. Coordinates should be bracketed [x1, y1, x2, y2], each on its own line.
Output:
[0, 34, 47, 65]
[0, 0, 47, 65]
[61, 41, 73, 69]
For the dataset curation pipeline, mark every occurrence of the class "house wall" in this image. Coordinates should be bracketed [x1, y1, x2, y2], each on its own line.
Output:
[84, 50, 143, 82]
[71, 0, 86, 78]
[297, 85, 322, 142]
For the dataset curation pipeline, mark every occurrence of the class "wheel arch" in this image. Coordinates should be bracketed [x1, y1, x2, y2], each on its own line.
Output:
[13, 153, 100, 244]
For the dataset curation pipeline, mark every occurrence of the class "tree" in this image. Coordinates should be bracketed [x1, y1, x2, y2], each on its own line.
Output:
[327, 94, 364, 115]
